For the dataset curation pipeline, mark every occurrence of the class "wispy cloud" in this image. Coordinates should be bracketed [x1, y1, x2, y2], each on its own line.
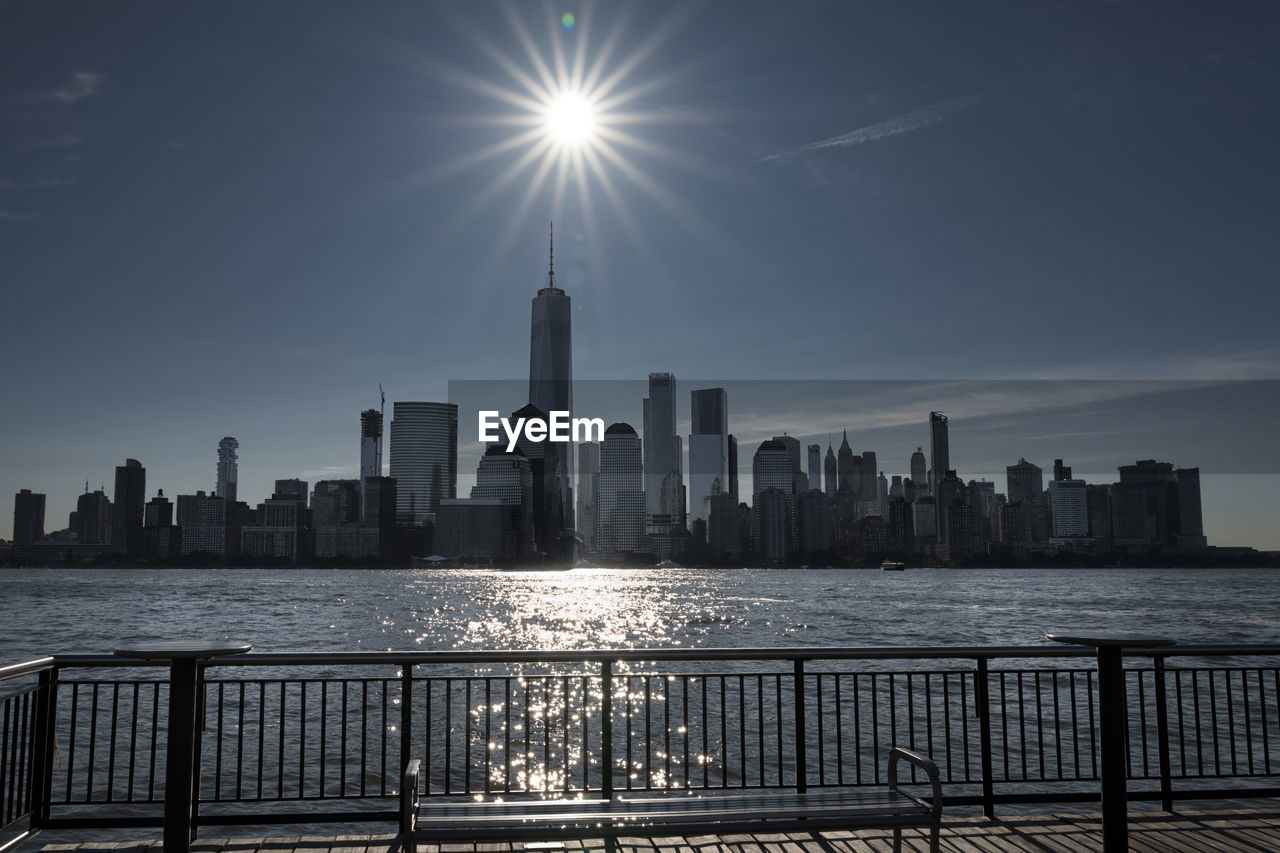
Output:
[50, 71, 103, 104]
[28, 134, 83, 150]
[760, 90, 990, 162]
[0, 176, 73, 190]
[0, 210, 29, 221]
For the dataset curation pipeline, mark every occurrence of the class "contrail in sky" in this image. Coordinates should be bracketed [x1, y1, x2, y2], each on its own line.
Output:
[759, 90, 989, 162]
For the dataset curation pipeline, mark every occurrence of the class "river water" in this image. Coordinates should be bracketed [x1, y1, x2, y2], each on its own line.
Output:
[2, 567, 1278, 843]
[2, 566, 1277, 662]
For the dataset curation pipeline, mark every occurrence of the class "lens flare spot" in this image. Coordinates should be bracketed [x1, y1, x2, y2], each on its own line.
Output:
[561, 12, 575, 31]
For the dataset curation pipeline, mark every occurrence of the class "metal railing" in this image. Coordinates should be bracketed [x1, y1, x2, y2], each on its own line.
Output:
[2, 644, 1279, 848]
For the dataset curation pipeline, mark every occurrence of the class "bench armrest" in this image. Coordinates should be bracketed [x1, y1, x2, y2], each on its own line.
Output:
[400, 759, 421, 853]
[887, 746, 942, 811]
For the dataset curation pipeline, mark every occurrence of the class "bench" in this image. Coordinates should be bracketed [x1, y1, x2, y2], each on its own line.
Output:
[400, 746, 942, 853]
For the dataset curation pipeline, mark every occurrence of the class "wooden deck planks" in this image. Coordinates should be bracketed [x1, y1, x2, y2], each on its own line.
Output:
[30, 810, 1280, 853]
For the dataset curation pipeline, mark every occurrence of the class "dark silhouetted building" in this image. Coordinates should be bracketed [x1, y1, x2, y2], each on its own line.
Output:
[112, 459, 146, 556]
[1006, 458, 1043, 506]
[13, 489, 45, 546]
[144, 490, 180, 559]
[179, 491, 227, 555]
[929, 412, 949, 495]
[529, 225, 573, 527]
[361, 408, 384, 516]
[76, 488, 111, 544]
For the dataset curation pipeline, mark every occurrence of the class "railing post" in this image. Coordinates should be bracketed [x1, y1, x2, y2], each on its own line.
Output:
[401, 663, 414, 774]
[601, 659, 613, 799]
[189, 663, 207, 840]
[165, 657, 201, 853]
[975, 658, 996, 819]
[1153, 655, 1173, 812]
[794, 658, 807, 793]
[28, 666, 57, 828]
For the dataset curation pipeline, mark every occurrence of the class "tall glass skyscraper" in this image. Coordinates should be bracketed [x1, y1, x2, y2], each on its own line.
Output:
[598, 422, 643, 555]
[528, 225, 573, 528]
[687, 387, 727, 526]
[643, 373, 680, 524]
[929, 411, 949, 495]
[389, 401, 457, 524]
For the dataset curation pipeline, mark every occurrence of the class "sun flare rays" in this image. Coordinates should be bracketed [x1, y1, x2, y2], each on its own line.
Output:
[410, 3, 719, 270]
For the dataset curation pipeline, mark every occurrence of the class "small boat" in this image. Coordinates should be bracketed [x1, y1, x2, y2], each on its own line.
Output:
[654, 559, 683, 569]
[881, 560, 906, 571]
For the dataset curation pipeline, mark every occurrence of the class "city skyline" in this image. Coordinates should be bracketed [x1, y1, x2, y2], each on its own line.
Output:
[3, 2, 1279, 548]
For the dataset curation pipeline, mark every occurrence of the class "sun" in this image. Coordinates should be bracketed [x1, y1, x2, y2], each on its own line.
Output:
[546, 91, 595, 146]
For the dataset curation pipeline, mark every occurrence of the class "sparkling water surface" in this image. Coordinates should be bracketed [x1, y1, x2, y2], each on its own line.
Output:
[2, 566, 1277, 662]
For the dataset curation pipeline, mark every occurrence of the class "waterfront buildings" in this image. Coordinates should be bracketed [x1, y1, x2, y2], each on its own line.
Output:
[389, 401, 458, 525]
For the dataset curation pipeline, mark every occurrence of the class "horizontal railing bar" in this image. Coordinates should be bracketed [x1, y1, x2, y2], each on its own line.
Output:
[195, 809, 401, 825]
[0, 657, 54, 681]
[36, 643, 1280, 671]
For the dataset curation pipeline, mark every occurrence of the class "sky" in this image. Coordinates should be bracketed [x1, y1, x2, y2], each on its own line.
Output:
[2, 1, 1279, 546]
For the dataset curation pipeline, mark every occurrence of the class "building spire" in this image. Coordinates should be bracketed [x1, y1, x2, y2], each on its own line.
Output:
[539, 221, 564, 295]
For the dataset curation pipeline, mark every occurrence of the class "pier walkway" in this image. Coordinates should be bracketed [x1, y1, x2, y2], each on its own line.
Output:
[30, 809, 1280, 853]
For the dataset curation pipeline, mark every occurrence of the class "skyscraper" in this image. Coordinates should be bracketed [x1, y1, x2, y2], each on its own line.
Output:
[389, 401, 458, 524]
[528, 224, 573, 527]
[807, 444, 822, 494]
[471, 445, 536, 557]
[910, 447, 927, 500]
[727, 434, 739, 505]
[597, 422, 644, 555]
[643, 373, 681, 525]
[12, 489, 45, 546]
[76, 487, 111, 544]
[752, 440, 793, 496]
[772, 435, 803, 494]
[824, 442, 837, 498]
[216, 437, 238, 503]
[1007, 458, 1044, 505]
[360, 408, 383, 514]
[688, 388, 729, 526]
[929, 412, 949, 496]
[577, 442, 600, 552]
[1047, 479, 1088, 538]
[836, 431, 856, 494]
[112, 459, 146, 556]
